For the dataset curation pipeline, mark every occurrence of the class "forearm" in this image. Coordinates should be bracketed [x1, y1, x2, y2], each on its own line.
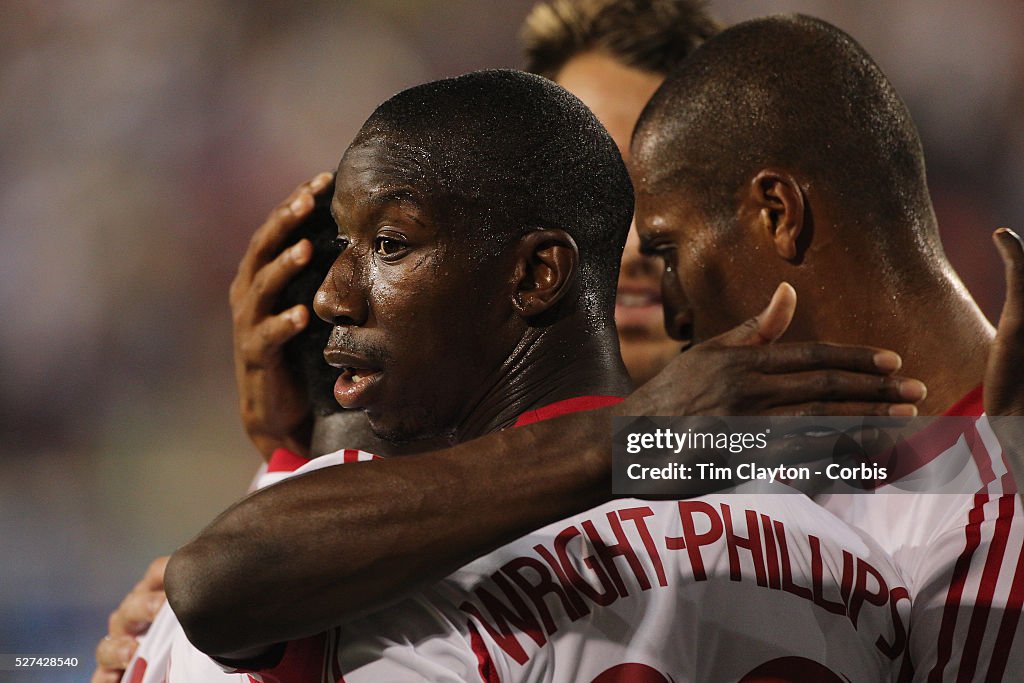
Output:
[166, 407, 611, 657]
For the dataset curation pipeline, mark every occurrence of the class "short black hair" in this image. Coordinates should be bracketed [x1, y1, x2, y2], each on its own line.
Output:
[274, 187, 343, 417]
[522, 0, 721, 79]
[352, 69, 635, 318]
[634, 14, 935, 243]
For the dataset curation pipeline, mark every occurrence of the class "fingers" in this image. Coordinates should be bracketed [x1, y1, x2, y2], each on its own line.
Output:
[137, 555, 169, 591]
[232, 172, 333, 295]
[755, 282, 797, 343]
[108, 589, 166, 637]
[95, 634, 138, 673]
[763, 401, 918, 417]
[994, 227, 1024, 340]
[239, 306, 309, 363]
[755, 370, 925, 411]
[90, 668, 125, 683]
[232, 237, 314, 363]
[985, 228, 1024, 420]
[244, 239, 313, 319]
[714, 282, 797, 347]
[752, 342, 903, 375]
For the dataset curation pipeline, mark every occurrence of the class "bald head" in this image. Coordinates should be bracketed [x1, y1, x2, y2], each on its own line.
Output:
[634, 14, 936, 247]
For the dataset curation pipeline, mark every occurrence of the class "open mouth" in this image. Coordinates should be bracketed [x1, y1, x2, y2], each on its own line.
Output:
[333, 366, 383, 409]
[324, 346, 384, 409]
[615, 286, 665, 332]
[617, 290, 661, 308]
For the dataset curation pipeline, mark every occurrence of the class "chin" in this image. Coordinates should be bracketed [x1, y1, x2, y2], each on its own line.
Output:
[366, 408, 455, 448]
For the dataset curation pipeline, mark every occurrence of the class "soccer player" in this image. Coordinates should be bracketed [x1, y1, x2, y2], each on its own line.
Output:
[169, 69, 914, 682]
[521, 0, 721, 384]
[99, 81, 918, 683]
[97, 175, 370, 683]
[628, 14, 1024, 680]
[96, 8, 725, 679]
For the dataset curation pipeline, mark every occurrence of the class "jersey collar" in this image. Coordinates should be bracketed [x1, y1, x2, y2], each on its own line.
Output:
[513, 395, 624, 427]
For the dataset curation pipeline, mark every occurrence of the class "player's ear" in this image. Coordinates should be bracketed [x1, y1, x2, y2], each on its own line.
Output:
[510, 229, 579, 319]
[742, 168, 808, 263]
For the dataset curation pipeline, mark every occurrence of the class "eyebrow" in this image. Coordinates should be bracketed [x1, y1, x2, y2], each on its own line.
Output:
[367, 187, 422, 209]
[331, 187, 424, 228]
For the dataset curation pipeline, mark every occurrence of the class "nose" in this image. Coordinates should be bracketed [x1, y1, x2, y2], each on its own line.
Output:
[314, 251, 369, 327]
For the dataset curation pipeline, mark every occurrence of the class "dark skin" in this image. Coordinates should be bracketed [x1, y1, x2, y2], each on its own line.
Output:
[97, 223, 1024, 679]
[319, 139, 631, 447]
[986, 228, 1024, 493]
[167, 142, 927, 659]
[630, 132, 1024, 679]
[631, 162, 994, 418]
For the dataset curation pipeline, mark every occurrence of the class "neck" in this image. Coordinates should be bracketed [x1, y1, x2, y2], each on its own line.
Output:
[310, 410, 419, 458]
[795, 254, 993, 415]
[453, 319, 632, 441]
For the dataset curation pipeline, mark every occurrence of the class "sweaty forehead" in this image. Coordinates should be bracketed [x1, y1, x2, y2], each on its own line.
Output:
[336, 137, 434, 192]
[332, 138, 441, 216]
[629, 130, 674, 193]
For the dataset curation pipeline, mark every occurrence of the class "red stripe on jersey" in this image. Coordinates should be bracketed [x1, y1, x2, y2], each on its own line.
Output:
[267, 448, 311, 473]
[125, 656, 148, 683]
[956, 493, 1016, 680]
[944, 385, 984, 417]
[342, 449, 360, 464]
[241, 634, 328, 683]
[850, 386, 984, 488]
[929, 493, 988, 682]
[512, 396, 623, 427]
[468, 620, 502, 683]
[985, 516, 1024, 681]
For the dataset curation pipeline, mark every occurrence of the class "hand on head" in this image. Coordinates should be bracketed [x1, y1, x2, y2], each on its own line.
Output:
[984, 228, 1024, 495]
[621, 282, 925, 418]
[230, 172, 334, 460]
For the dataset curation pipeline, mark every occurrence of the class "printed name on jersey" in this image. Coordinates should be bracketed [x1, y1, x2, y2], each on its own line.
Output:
[459, 500, 910, 667]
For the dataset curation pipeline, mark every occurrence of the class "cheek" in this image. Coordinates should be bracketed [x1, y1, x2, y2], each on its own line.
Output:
[676, 246, 741, 340]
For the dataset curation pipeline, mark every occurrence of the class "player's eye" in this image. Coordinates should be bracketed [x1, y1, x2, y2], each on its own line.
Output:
[374, 236, 408, 259]
[651, 244, 677, 273]
[333, 236, 350, 250]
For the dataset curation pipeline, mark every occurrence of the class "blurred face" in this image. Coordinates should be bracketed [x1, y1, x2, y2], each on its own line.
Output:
[555, 52, 682, 383]
[314, 139, 517, 445]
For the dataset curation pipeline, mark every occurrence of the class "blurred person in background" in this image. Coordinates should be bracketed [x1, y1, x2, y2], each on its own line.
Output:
[522, 0, 721, 384]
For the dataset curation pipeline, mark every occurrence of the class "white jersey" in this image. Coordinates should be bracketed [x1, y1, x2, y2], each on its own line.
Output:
[121, 448, 377, 683]
[816, 387, 1024, 681]
[230, 398, 912, 683]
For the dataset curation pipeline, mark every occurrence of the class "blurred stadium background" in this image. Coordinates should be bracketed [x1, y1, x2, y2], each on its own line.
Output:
[2, 1, 1022, 678]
